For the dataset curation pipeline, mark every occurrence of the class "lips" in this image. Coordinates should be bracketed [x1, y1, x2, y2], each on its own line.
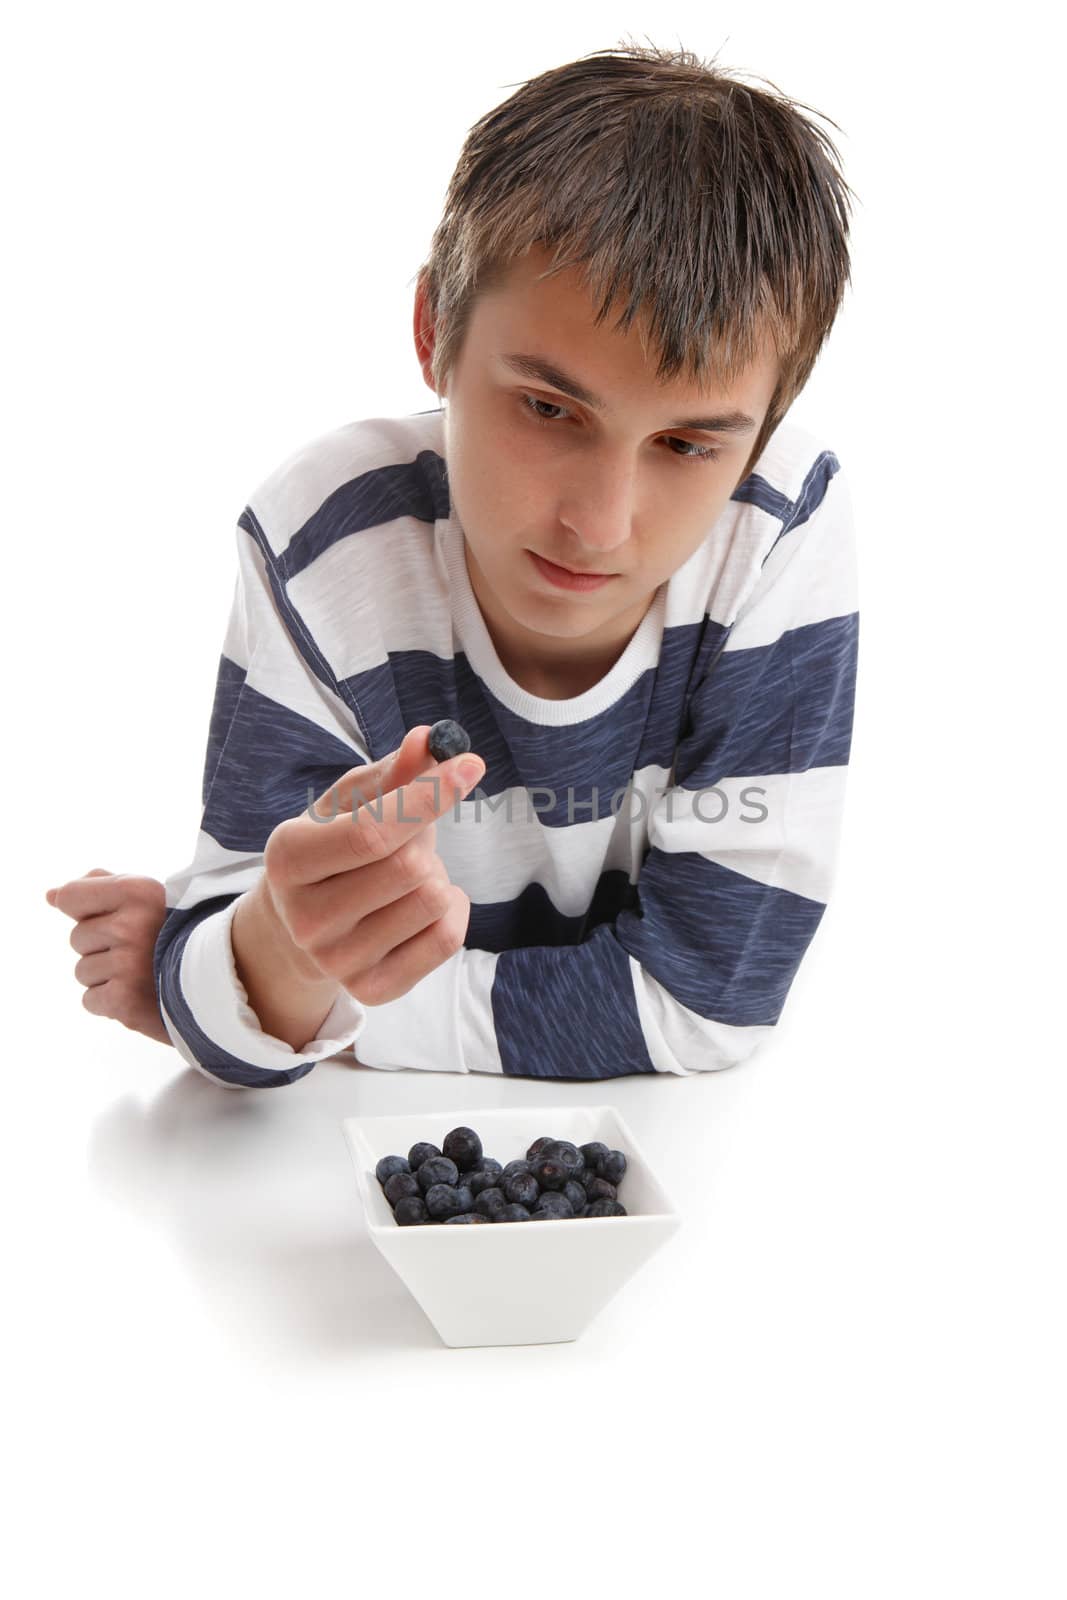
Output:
[528, 551, 619, 593]
[539, 556, 615, 577]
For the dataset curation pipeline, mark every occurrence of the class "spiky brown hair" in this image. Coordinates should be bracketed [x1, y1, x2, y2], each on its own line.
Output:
[414, 37, 858, 480]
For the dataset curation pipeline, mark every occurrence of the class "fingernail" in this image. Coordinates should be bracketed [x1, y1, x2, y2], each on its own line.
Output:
[456, 758, 483, 788]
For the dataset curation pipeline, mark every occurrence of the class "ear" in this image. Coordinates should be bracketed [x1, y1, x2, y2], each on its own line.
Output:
[412, 271, 445, 398]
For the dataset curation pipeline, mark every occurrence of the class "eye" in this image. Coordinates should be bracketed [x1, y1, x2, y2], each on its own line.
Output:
[518, 393, 722, 465]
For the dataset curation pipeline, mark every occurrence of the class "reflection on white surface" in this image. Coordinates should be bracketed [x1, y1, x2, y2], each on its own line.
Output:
[85, 1051, 721, 1366]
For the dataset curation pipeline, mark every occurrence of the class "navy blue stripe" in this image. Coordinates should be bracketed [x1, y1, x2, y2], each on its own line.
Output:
[202, 654, 245, 809]
[762, 451, 840, 565]
[275, 462, 438, 582]
[153, 898, 318, 1089]
[730, 469, 794, 523]
[622, 850, 827, 1025]
[191, 611, 854, 867]
[274, 448, 451, 585]
[201, 675, 361, 853]
[676, 612, 858, 785]
[491, 923, 657, 1079]
[468, 870, 638, 952]
[335, 616, 729, 828]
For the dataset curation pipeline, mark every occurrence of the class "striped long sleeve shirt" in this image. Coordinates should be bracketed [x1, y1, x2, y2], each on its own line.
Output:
[153, 407, 860, 1088]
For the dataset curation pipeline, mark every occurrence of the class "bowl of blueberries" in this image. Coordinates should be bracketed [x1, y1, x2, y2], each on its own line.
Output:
[342, 1106, 682, 1347]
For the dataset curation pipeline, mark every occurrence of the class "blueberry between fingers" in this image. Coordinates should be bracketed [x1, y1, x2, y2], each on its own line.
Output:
[427, 719, 472, 763]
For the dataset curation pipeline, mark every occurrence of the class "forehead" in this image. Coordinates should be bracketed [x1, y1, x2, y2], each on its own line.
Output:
[470, 243, 779, 403]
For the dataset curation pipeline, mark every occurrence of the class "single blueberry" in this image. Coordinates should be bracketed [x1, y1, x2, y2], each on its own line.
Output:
[467, 1161, 503, 1195]
[500, 1159, 532, 1183]
[585, 1198, 627, 1217]
[474, 1186, 507, 1218]
[579, 1141, 611, 1175]
[442, 1125, 483, 1172]
[375, 1154, 411, 1185]
[427, 719, 472, 763]
[601, 1150, 627, 1185]
[493, 1203, 532, 1222]
[383, 1171, 420, 1206]
[539, 1139, 583, 1175]
[408, 1141, 440, 1170]
[425, 1182, 464, 1220]
[394, 1195, 431, 1226]
[417, 1155, 460, 1193]
[525, 1136, 554, 1164]
[533, 1190, 574, 1219]
[531, 1157, 569, 1192]
[453, 1184, 474, 1213]
[503, 1171, 540, 1208]
[562, 1180, 587, 1215]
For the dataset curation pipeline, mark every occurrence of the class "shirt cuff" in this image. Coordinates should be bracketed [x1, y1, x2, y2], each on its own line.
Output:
[176, 895, 369, 1071]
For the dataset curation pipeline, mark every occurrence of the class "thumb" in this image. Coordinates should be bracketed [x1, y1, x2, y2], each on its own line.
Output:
[45, 868, 113, 907]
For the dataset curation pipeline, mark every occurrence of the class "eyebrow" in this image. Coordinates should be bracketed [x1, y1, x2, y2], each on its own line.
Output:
[500, 352, 758, 434]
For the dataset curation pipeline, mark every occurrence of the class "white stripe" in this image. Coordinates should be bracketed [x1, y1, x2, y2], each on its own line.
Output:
[287, 514, 454, 686]
[173, 895, 367, 1074]
[247, 412, 446, 559]
[351, 946, 504, 1075]
[240, 531, 365, 751]
[433, 764, 673, 915]
[162, 832, 264, 912]
[629, 956, 776, 1074]
[648, 766, 849, 904]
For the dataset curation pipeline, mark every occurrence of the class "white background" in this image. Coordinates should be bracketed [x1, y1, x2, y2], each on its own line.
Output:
[7, 1, 1064, 1594]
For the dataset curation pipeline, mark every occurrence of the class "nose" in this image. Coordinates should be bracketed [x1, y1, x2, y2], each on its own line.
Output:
[556, 452, 637, 556]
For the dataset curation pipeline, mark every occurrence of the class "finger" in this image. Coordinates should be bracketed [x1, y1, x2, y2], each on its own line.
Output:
[81, 982, 116, 1017]
[283, 831, 448, 952]
[318, 871, 457, 985]
[344, 885, 471, 1005]
[74, 951, 115, 988]
[46, 874, 127, 919]
[310, 723, 484, 823]
[309, 725, 434, 820]
[70, 917, 117, 957]
[283, 740, 484, 888]
[294, 840, 453, 961]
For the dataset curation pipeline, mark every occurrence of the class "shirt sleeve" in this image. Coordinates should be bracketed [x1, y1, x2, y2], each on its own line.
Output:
[153, 510, 373, 1089]
[351, 451, 858, 1080]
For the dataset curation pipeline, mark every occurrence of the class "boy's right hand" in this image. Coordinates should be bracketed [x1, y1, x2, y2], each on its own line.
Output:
[251, 724, 484, 1008]
[44, 869, 171, 1044]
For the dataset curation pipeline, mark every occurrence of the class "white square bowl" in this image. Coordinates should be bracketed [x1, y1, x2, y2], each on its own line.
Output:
[342, 1104, 682, 1348]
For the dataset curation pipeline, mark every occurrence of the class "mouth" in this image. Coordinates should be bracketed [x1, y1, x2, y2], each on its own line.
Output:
[545, 560, 614, 576]
[528, 551, 620, 590]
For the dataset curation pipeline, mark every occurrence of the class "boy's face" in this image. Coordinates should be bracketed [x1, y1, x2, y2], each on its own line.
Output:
[413, 243, 780, 697]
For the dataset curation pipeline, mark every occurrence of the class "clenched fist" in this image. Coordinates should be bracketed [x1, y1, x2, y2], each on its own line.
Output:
[44, 869, 171, 1045]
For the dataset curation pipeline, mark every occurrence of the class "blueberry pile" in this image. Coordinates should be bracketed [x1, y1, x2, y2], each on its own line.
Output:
[374, 1125, 629, 1226]
[427, 719, 471, 763]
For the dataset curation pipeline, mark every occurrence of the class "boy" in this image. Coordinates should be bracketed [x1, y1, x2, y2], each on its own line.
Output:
[45, 41, 860, 1088]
